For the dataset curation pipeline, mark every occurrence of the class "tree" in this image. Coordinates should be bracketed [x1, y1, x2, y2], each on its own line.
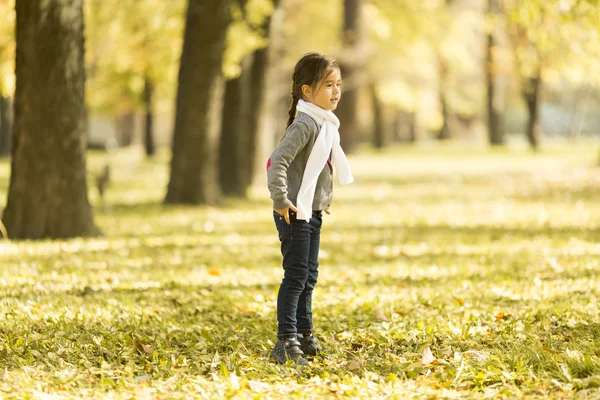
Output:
[3, 0, 99, 239]
[0, 94, 10, 157]
[219, 0, 275, 196]
[85, 0, 185, 153]
[0, 0, 15, 157]
[165, 0, 231, 205]
[486, 0, 506, 146]
[504, 0, 599, 149]
[336, 0, 363, 153]
[220, 58, 251, 197]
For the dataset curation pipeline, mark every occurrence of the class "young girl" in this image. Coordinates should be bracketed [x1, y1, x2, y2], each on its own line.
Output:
[266, 53, 354, 365]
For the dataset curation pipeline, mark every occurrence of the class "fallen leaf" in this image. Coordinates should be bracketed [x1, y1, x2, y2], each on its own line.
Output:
[420, 347, 437, 365]
[375, 309, 388, 321]
[453, 296, 465, 306]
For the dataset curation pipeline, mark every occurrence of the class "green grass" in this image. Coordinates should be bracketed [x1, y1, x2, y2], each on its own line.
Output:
[1, 142, 600, 399]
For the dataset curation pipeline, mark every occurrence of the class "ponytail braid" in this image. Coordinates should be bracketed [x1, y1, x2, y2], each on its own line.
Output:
[286, 93, 299, 128]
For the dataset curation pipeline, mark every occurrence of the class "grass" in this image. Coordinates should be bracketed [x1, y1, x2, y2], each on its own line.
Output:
[1, 142, 600, 399]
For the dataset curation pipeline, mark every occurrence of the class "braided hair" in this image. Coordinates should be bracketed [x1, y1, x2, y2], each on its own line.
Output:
[286, 53, 339, 128]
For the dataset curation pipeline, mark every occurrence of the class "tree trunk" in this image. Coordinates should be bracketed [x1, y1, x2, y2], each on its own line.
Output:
[143, 75, 155, 156]
[336, 0, 362, 153]
[3, 0, 99, 239]
[219, 58, 251, 197]
[394, 108, 417, 142]
[524, 69, 542, 150]
[165, 0, 230, 205]
[0, 95, 11, 157]
[246, 0, 278, 187]
[486, 0, 505, 146]
[569, 85, 589, 141]
[436, 58, 451, 140]
[116, 112, 135, 147]
[371, 85, 385, 149]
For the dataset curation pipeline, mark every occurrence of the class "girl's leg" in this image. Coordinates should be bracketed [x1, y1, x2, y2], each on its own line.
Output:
[274, 211, 312, 339]
[296, 212, 322, 335]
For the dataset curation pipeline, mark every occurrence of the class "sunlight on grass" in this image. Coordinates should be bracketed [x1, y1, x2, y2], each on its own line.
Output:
[1, 143, 600, 398]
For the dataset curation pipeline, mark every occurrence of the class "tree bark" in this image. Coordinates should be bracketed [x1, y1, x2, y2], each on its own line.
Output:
[246, 0, 278, 187]
[219, 58, 251, 197]
[116, 112, 135, 147]
[0, 95, 11, 157]
[436, 58, 452, 140]
[486, 0, 505, 146]
[3, 0, 99, 239]
[246, 51, 265, 187]
[524, 69, 542, 150]
[371, 85, 385, 149]
[143, 75, 155, 156]
[336, 0, 362, 153]
[394, 108, 417, 142]
[165, 0, 230, 204]
[569, 85, 589, 141]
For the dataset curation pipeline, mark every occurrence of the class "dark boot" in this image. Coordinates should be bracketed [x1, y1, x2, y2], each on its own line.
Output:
[270, 337, 309, 365]
[297, 334, 323, 356]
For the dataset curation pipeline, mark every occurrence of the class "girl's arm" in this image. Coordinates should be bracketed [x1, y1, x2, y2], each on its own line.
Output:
[267, 120, 312, 212]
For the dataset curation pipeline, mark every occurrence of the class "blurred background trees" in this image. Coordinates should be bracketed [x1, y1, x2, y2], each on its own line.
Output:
[0, 0, 599, 237]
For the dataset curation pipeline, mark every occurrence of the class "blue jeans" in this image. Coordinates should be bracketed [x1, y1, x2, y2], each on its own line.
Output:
[273, 210, 322, 339]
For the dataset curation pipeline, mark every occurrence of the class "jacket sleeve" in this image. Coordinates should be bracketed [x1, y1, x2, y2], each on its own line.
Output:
[267, 120, 311, 210]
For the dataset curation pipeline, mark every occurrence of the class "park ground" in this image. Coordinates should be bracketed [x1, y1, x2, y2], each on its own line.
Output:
[1, 142, 600, 399]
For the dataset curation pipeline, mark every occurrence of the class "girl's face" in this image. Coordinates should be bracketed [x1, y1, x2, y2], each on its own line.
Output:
[303, 69, 342, 111]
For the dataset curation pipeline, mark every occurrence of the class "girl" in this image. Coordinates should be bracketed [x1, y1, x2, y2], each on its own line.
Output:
[266, 53, 354, 365]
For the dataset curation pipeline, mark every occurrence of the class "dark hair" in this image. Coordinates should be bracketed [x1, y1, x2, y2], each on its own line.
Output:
[287, 53, 339, 128]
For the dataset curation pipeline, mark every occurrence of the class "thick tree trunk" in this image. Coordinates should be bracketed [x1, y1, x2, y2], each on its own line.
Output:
[3, 0, 98, 239]
[143, 75, 155, 157]
[486, 0, 505, 146]
[336, 0, 362, 153]
[524, 71, 542, 150]
[371, 85, 385, 149]
[0, 95, 11, 157]
[219, 58, 251, 197]
[165, 0, 230, 204]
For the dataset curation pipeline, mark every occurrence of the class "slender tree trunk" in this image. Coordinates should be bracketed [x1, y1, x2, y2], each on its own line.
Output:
[336, 0, 362, 153]
[371, 85, 385, 149]
[3, 0, 98, 239]
[246, 51, 265, 187]
[437, 58, 452, 140]
[143, 75, 155, 156]
[524, 68, 542, 150]
[569, 85, 589, 141]
[219, 58, 251, 197]
[116, 112, 135, 147]
[246, 0, 278, 187]
[486, 0, 505, 146]
[394, 109, 417, 142]
[0, 95, 11, 157]
[254, 0, 286, 186]
[165, 0, 230, 204]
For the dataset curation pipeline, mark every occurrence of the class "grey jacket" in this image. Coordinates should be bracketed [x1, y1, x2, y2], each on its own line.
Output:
[267, 112, 333, 211]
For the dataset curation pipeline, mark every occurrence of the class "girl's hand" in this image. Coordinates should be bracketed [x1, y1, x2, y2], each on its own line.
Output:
[275, 204, 299, 225]
[324, 209, 331, 215]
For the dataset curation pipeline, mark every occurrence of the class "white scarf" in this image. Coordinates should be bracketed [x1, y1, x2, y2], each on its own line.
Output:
[296, 99, 354, 221]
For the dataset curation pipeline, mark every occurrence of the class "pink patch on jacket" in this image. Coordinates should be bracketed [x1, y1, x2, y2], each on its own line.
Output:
[266, 158, 272, 171]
